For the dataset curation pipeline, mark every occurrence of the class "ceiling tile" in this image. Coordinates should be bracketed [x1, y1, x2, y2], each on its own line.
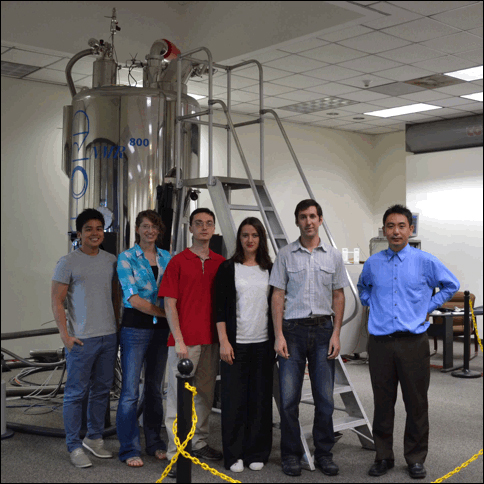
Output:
[458, 48, 484, 64]
[337, 90, 389, 102]
[312, 118, 352, 127]
[378, 44, 443, 64]
[375, 65, 436, 82]
[271, 74, 326, 89]
[305, 82, 360, 96]
[264, 55, 327, 73]
[431, 3, 484, 30]
[337, 54, 402, 73]
[259, 96, 299, 108]
[387, 1, 476, 16]
[227, 90, 261, 103]
[300, 44, 364, 64]
[433, 83, 484, 96]
[369, 97, 418, 108]
[422, 32, 483, 54]
[316, 25, 374, 42]
[469, 27, 483, 37]
[367, 81, 426, 96]
[212, 75, 258, 89]
[361, 2, 423, 29]
[282, 113, 328, 123]
[278, 90, 324, 102]
[236, 65, 292, 81]
[244, 50, 290, 64]
[278, 38, 329, 54]
[241, 82, 295, 96]
[1, 48, 63, 67]
[48, 57, 95, 75]
[381, 18, 460, 43]
[339, 31, 411, 54]
[340, 74, 394, 88]
[430, 96, 477, 107]
[338, 102, 383, 114]
[25, 68, 86, 84]
[411, 55, 480, 73]
[305, 65, 362, 82]
[398, 90, 452, 103]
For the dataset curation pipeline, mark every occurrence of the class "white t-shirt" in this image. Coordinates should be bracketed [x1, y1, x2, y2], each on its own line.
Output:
[234, 263, 270, 344]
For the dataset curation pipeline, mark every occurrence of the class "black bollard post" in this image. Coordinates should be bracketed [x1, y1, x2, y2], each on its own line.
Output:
[176, 358, 194, 483]
[452, 291, 481, 379]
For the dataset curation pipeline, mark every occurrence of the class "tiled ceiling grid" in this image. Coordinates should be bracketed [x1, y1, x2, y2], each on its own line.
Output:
[1, 1, 482, 135]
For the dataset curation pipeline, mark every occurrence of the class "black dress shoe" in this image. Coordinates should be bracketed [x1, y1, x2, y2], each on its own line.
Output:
[368, 459, 395, 476]
[282, 456, 301, 476]
[167, 464, 176, 478]
[408, 463, 426, 479]
[315, 457, 339, 476]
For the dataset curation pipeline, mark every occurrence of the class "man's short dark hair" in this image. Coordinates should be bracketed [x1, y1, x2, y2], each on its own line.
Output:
[383, 204, 413, 227]
[189, 208, 216, 226]
[294, 199, 323, 223]
[76, 208, 105, 233]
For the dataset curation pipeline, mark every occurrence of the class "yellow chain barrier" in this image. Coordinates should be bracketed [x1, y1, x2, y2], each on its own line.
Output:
[157, 382, 241, 483]
[431, 449, 483, 483]
[431, 299, 482, 483]
[470, 300, 483, 353]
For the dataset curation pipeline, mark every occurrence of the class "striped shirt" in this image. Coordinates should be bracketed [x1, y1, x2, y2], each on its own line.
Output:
[269, 238, 349, 319]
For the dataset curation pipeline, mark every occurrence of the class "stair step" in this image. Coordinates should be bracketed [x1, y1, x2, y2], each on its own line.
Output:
[228, 204, 273, 211]
[301, 417, 367, 437]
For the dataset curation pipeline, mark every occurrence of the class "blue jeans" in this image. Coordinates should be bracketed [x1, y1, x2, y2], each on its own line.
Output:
[278, 319, 335, 460]
[64, 333, 118, 453]
[116, 326, 169, 461]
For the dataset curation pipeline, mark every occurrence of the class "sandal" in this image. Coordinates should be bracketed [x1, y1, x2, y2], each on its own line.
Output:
[155, 449, 167, 461]
[126, 456, 144, 467]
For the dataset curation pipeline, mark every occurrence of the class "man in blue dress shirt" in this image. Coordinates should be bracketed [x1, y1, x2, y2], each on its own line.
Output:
[358, 204, 459, 480]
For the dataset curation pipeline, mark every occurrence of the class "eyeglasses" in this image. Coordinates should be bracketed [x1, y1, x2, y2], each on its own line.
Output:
[193, 220, 215, 228]
[140, 224, 159, 231]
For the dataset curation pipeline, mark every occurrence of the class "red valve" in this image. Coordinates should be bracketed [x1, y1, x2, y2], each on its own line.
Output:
[162, 39, 181, 60]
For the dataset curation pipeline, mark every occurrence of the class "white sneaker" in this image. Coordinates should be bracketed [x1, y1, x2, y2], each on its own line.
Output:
[70, 447, 92, 468]
[82, 437, 113, 458]
[230, 459, 244, 473]
[249, 462, 264, 471]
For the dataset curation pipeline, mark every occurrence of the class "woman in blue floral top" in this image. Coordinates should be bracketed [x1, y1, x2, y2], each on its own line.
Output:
[116, 210, 171, 467]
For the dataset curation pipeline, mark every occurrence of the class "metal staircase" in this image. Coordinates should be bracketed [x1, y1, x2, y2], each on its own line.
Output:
[173, 46, 374, 470]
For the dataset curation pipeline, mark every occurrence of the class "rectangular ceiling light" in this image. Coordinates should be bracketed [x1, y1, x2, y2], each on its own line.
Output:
[364, 103, 442, 118]
[444, 66, 483, 82]
[460, 92, 483, 102]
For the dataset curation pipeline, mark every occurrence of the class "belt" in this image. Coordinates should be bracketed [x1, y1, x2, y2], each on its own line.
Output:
[373, 331, 423, 341]
[289, 316, 332, 326]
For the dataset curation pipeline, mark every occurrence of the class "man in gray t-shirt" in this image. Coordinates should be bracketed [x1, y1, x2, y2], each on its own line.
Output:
[51, 209, 120, 468]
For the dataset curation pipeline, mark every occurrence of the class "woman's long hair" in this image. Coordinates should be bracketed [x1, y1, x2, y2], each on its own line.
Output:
[231, 217, 272, 270]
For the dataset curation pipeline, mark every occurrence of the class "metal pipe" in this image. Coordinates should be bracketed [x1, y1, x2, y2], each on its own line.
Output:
[233, 120, 260, 128]
[260, 108, 359, 325]
[1, 327, 59, 341]
[65, 49, 94, 98]
[227, 69, 231, 178]
[178, 110, 210, 121]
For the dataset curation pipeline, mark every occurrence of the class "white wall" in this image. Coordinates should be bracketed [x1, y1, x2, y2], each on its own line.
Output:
[1, 77, 71, 355]
[406, 147, 483, 332]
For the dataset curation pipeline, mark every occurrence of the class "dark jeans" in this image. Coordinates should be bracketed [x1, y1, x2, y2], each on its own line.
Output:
[221, 340, 274, 470]
[278, 319, 335, 460]
[116, 326, 169, 461]
[368, 332, 430, 465]
[64, 333, 118, 452]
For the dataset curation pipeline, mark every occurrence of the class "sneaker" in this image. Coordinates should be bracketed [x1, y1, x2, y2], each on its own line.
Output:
[249, 462, 264, 471]
[192, 445, 223, 461]
[82, 437, 113, 458]
[70, 447, 93, 468]
[230, 459, 244, 473]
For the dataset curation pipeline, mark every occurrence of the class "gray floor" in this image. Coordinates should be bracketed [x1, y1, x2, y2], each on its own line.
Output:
[2, 339, 483, 483]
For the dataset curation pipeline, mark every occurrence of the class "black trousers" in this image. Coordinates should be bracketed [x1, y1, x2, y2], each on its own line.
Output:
[220, 340, 274, 469]
[368, 332, 430, 465]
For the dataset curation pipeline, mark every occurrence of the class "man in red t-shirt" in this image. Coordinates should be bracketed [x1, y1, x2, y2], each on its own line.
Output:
[158, 208, 225, 474]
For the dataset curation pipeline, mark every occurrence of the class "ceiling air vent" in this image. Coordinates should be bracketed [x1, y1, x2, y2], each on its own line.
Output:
[1, 61, 41, 78]
[279, 97, 358, 114]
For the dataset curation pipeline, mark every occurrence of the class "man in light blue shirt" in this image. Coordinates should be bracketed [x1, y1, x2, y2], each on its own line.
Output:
[270, 199, 349, 477]
[358, 204, 459, 480]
